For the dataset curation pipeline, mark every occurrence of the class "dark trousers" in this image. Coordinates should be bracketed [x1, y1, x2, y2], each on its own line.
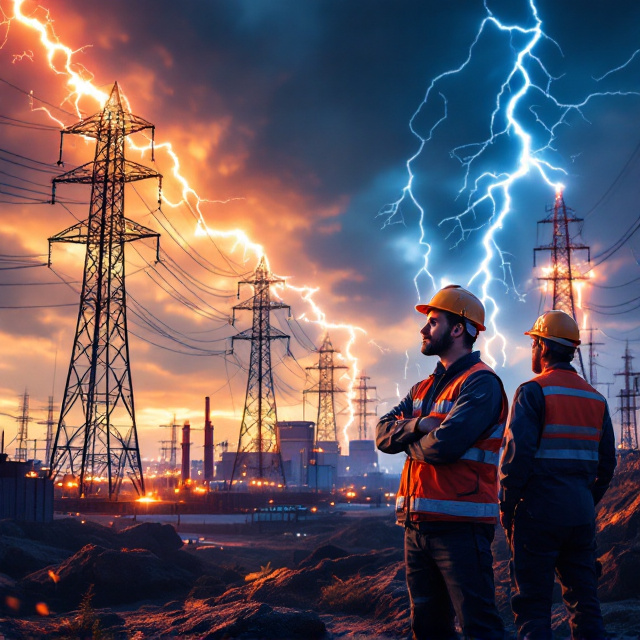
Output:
[405, 521, 504, 640]
[510, 510, 605, 640]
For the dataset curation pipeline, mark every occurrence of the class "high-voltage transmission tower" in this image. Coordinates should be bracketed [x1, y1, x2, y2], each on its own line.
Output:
[160, 417, 179, 470]
[354, 374, 377, 440]
[48, 83, 161, 499]
[615, 342, 639, 450]
[37, 396, 56, 468]
[15, 390, 30, 462]
[304, 333, 347, 443]
[534, 191, 589, 378]
[229, 256, 289, 486]
[583, 328, 611, 395]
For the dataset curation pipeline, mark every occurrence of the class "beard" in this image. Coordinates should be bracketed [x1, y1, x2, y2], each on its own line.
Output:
[421, 330, 454, 357]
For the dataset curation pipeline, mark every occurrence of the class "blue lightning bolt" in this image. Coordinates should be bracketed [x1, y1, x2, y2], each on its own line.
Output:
[380, 0, 640, 366]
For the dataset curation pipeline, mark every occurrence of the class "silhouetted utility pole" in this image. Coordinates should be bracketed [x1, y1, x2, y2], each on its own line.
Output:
[229, 256, 289, 485]
[48, 82, 162, 499]
[534, 190, 590, 377]
[615, 342, 639, 450]
[304, 333, 347, 443]
[15, 390, 29, 462]
[354, 374, 377, 440]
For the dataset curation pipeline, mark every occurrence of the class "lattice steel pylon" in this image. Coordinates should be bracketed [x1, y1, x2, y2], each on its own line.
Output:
[304, 333, 347, 444]
[37, 396, 56, 468]
[534, 190, 589, 377]
[229, 256, 289, 485]
[354, 374, 377, 440]
[15, 390, 29, 462]
[615, 342, 639, 450]
[48, 83, 161, 499]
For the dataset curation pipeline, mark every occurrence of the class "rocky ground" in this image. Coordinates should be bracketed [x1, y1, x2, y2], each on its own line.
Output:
[1, 454, 640, 639]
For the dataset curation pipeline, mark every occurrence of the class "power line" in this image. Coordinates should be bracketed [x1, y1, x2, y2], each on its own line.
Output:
[0, 76, 78, 119]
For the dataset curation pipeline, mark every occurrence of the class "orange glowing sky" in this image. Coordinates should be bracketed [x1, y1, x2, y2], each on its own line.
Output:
[0, 0, 639, 466]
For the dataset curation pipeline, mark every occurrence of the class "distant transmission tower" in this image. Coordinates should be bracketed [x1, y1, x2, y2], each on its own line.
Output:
[229, 256, 289, 485]
[534, 190, 589, 377]
[160, 416, 179, 469]
[15, 390, 30, 462]
[354, 374, 377, 440]
[304, 333, 347, 443]
[615, 342, 639, 450]
[37, 396, 56, 467]
[48, 82, 162, 499]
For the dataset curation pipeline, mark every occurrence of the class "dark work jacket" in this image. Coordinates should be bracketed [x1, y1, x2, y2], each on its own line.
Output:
[377, 351, 507, 524]
[499, 363, 617, 526]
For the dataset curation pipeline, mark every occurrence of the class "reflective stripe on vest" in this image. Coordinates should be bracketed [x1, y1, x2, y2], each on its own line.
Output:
[431, 399, 455, 416]
[460, 447, 500, 465]
[535, 448, 599, 461]
[533, 369, 605, 465]
[396, 361, 508, 524]
[541, 386, 605, 402]
[543, 424, 601, 438]
[397, 496, 499, 518]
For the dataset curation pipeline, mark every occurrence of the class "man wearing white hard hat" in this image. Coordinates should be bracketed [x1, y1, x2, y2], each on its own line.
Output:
[377, 285, 507, 639]
[499, 310, 616, 639]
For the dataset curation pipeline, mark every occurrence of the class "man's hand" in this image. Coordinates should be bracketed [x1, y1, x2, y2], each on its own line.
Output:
[416, 416, 443, 434]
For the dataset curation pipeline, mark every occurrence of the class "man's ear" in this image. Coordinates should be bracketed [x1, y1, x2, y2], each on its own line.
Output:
[539, 339, 551, 359]
[451, 322, 464, 338]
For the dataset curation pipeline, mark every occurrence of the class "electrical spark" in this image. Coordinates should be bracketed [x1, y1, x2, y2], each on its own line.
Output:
[3, 0, 367, 437]
[380, 0, 639, 366]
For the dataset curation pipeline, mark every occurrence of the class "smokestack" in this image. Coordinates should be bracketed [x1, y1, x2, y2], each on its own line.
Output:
[204, 396, 214, 481]
[181, 421, 191, 485]
[0, 430, 6, 463]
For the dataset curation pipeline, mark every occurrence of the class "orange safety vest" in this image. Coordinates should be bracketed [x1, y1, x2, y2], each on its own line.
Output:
[532, 368, 605, 468]
[396, 362, 507, 524]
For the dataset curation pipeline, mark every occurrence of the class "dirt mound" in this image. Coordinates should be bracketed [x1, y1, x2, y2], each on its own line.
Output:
[325, 516, 403, 550]
[0, 517, 117, 553]
[296, 544, 350, 569]
[21, 543, 194, 608]
[117, 521, 183, 556]
[234, 547, 403, 612]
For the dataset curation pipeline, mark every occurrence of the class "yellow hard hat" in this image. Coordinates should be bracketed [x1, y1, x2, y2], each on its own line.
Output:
[525, 310, 581, 346]
[415, 285, 486, 332]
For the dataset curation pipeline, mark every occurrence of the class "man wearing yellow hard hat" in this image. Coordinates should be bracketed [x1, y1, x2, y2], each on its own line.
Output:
[377, 285, 507, 639]
[499, 310, 616, 639]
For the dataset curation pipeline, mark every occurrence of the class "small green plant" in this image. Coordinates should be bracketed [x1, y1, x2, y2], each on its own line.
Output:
[59, 585, 114, 640]
[319, 575, 376, 615]
[244, 560, 274, 582]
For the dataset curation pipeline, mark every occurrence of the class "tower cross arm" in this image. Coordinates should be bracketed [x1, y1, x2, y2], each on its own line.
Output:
[123, 159, 162, 183]
[48, 219, 89, 246]
[53, 162, 95, 184]
[61, 112, 155, 139]
[232, 326, 290, 343]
